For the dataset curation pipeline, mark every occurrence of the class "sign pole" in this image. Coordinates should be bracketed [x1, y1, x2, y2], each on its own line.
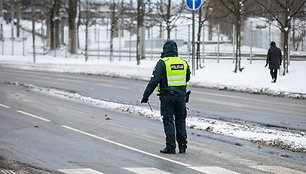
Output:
[186, 0, 203, 76]
[192, 10, 195, 76]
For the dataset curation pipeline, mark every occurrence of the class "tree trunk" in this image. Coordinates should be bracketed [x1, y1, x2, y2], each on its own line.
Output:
[110, 1, 115, 62]
[46, 19, 51, 49]
[234, 20, 241, 73]
[68, 0, 77, 54]
[77, 1, 81, 49]
[54, 0, 60, 49]
[234, 13, 242, 73]
[31, 0, 36, 63]
[55, 20, 60, 48]
[166, 27, 171, 40]
[10, 1, 14, 42]
[0, 0, 3, 39]
[50, 16, 55, 50]
[208, 23, 213, 41]
[85, 0, 89, 61]
[292, 18, 297, 51]
[85, 23, 88, 61]
[238, 21, 241, 71]
[282, 30, 289, 75]
[60, 20, 64, 44]
[16, 0, 21, 38]
[140, 25, 145, 59]
[166, 0, 171, 40]
[136, 0, 144, 65]
[234, 23, 238, 73]
[49, 2, 56, 50]
[159, 22, 163, 39]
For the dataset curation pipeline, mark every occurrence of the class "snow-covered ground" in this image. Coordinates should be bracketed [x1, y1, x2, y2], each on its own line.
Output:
[1, 55, 306, 99]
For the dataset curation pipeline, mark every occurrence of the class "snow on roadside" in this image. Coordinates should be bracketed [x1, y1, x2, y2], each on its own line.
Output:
[1, 55, 306, 99]
[6, 82, 305, 152]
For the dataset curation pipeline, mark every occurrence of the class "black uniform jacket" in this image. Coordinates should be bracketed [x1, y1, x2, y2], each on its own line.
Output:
[143, 40, 191, 99]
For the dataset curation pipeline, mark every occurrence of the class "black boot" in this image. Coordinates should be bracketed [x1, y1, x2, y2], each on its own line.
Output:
[160, 148, 175, 154]
[179, 149, 186, 154]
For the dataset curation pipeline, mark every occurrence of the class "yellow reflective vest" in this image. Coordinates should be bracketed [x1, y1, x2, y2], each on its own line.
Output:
[157, 57, 187, 92]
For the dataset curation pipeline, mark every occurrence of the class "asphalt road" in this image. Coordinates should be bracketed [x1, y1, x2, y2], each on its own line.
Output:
[0, 67, 306, 174]
[1, 67, 306, 131]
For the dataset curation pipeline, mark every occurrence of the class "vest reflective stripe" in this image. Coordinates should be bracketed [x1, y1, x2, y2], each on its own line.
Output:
[168, 80, 187, 85]
[156, 57, 187, 92]
[167, 75, 186, 80]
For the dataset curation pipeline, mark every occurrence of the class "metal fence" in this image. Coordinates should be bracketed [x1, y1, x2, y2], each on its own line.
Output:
[0, 21, 305, 62]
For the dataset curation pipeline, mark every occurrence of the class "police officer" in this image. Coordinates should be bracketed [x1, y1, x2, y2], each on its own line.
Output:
[141, 40, 191, 154]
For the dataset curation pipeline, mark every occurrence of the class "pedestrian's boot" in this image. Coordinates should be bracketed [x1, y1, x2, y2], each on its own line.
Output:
[160, 148, 176, 154]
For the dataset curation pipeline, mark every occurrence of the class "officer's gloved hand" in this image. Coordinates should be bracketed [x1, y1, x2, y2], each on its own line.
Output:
[264, 63, 268, 67]
[141, 97, 149, 103]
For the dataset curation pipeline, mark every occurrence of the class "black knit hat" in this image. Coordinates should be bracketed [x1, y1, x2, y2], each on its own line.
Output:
[270, 41, 276, 46]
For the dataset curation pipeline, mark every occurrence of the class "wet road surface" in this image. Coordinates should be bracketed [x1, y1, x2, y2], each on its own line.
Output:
[0, 67, 305, 173]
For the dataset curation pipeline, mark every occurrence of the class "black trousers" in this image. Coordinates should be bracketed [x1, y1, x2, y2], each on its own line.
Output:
[160, 95, 187, 151]
[270, 69, 278, 81]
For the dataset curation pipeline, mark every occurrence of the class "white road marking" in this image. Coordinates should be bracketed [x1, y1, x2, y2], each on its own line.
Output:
[16, 110, 50, 122]
[96, 83, 130, 90]
[0, 170, 11, 174]
[189, 166, 241, 174]
[123, 167, 172, 174]
[0, 104, 10, 109]
[195, 97, 306, 116]
[251, 165, 306, 174]
[0, 170, 19, 174]
[58, 168, 103, 174]
[55, 77, 87, 84]
[193, 90, 306, 109]
[61, 125, 191, 167]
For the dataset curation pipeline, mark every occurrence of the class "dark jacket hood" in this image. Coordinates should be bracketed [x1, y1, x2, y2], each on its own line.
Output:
[161, 40, 178, 58]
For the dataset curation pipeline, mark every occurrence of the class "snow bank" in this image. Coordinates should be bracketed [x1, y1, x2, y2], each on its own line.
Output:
[1, 55, 305, 99]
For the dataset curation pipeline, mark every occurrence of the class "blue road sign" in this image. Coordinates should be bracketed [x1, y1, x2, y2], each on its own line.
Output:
[186, 0, 203, 10]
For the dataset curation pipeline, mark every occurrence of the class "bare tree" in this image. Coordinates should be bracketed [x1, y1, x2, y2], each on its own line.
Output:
[44, 0, 61, 50]
[155, 0, 185, 40]
[106, 0, 126, 62]
[218, 0, 248, 73]
[196, 0, 214, 69]
[255, 0, 306, 75]
[80, 0, 100, 61]
[118, 0, 156, 65]
[292, 16, 306, 51]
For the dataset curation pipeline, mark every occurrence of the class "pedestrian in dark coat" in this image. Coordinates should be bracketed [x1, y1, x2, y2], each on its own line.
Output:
[141, 40, 191, 154]
[265, 41, 282, 83]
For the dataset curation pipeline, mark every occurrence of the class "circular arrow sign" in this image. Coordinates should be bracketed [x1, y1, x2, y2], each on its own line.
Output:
[186, 0, 203, 10]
